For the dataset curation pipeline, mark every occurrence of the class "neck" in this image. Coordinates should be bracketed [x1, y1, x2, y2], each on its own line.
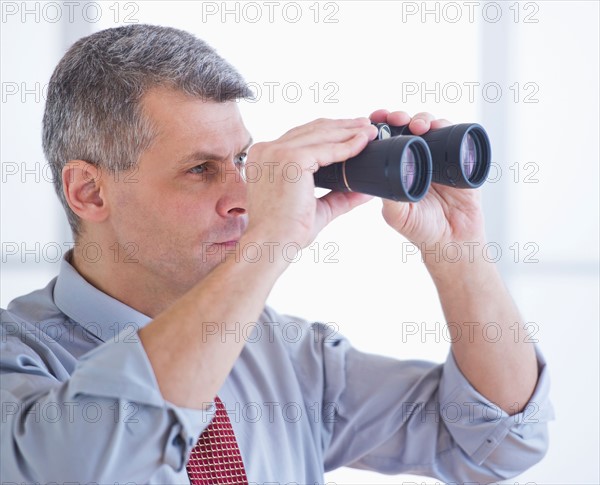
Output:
[69, 238, 181, 318]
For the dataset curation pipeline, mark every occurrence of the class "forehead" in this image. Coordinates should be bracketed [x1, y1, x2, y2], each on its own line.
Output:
[141, 86, 249, 150]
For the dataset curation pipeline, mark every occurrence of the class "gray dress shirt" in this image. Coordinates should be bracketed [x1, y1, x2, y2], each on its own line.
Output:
[1, 254, 554, 484]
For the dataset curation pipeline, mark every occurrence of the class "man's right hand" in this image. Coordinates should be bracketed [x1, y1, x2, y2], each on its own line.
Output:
[140, 118, 377, 409]
[243, 117, 378, 252]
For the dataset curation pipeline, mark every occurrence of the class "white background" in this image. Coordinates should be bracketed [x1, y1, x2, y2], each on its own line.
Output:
[1, 1, 598, 484]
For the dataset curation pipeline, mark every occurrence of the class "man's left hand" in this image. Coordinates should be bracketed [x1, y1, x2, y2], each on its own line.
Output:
[370, 109, 487, 254]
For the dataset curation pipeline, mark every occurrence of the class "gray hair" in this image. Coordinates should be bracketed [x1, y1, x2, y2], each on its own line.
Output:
[42, 24, 253, 237]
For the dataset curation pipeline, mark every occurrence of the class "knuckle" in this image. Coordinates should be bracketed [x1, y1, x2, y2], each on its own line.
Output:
[308, 118, 329, 129]
[282, 125, 301, 138]
[414, 111, 434, 120]
[248, 141, 266, 157]
[434, 118, 452, 128]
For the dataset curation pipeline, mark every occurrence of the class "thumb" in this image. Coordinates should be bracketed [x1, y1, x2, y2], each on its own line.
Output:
[381, 198, 411, 229]
[314, 191, 373, 233]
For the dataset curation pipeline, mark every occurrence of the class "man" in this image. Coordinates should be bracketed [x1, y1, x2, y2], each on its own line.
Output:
[1, 24, 553, 484]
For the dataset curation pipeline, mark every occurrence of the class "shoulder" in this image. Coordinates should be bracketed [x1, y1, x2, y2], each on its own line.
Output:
[1, 276, 72, 349]
[4, 277, 61, 325]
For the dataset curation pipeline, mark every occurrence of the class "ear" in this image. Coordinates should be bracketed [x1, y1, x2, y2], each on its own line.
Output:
[62, 160, 109, 224]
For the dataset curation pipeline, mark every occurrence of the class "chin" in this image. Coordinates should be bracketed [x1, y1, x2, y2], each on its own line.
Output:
[188, 257, 220, 281]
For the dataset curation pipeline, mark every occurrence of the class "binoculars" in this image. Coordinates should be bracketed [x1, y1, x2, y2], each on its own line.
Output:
[313, 122, 492, 202]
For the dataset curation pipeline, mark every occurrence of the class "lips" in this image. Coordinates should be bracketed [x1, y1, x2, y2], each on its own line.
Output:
[208, 218, 247, 247]
[217, 219, 247, 245]
[214, 233, 242, 244]
[217, 239, 240, 245]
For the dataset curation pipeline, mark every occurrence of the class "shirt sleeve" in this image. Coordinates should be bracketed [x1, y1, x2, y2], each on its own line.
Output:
[300, 321, 554, 483]
[1, 310, 214, 484]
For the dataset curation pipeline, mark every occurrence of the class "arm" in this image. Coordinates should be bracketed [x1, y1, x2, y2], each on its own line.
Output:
[274, 310, 553, 483]
[137, 245, 286, 408]
[371, 109, 538, 414]
[138, 117, 377, 409]
[426, 249, 538, 414]
[0, 310, 210, 483]
[1, 118, 377, 483]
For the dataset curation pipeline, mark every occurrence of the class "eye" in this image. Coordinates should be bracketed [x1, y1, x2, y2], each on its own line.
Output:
[235, 152, 248, 167]
[188, 164, 208, 175]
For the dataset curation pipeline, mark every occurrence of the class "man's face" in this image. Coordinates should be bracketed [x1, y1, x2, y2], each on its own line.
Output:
[103, 87, 252, 296]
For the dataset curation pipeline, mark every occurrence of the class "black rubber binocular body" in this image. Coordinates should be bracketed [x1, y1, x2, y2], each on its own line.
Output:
[313, 122, 492, 202]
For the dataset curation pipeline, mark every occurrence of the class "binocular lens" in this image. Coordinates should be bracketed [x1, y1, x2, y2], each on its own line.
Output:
[461, 133, 476, 180]
[454, 125, 490, 186]
[401, 145, 418, 193]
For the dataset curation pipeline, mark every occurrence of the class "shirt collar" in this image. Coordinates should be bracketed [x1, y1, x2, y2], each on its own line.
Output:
[53, 250, 152, 342]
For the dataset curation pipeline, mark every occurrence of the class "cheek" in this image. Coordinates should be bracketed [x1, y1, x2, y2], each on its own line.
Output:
[169, 191, 217, 235]
[113, 181, 218, 245]
[109, 182, 164, 242]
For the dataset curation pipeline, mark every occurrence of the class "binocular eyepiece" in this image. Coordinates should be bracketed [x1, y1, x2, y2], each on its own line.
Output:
[313, 122, 492, 202]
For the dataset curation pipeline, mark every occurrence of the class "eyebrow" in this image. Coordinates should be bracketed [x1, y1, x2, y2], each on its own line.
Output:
[177, 136, 253, 165]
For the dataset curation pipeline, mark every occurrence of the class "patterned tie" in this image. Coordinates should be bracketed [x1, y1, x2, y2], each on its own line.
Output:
[186, 396, 249, 485]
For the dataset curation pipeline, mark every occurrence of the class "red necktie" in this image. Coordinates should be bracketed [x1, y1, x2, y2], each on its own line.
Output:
[186, 396, 249, 485]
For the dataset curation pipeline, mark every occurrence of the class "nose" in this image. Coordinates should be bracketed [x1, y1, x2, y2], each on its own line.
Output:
[215, 160, 247, 218]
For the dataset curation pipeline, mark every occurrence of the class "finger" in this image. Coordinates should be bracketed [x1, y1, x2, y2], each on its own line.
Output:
[287, 117, 371, 137]
[312, 130, 373, 168]
[386, 111, 412, 127]
[254, 129, 374, 173]
[314, 190, 374, 231]
[408, 112, 436, 135]
[431, 118, 453, 130]
[369, 110, 412, 127]
[311, 116, 371, 129]
[381, 198, 410, 228]
[282, 123, 378, 152]
[248, 125, 376, 177]
[369, 109, 390, 123]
